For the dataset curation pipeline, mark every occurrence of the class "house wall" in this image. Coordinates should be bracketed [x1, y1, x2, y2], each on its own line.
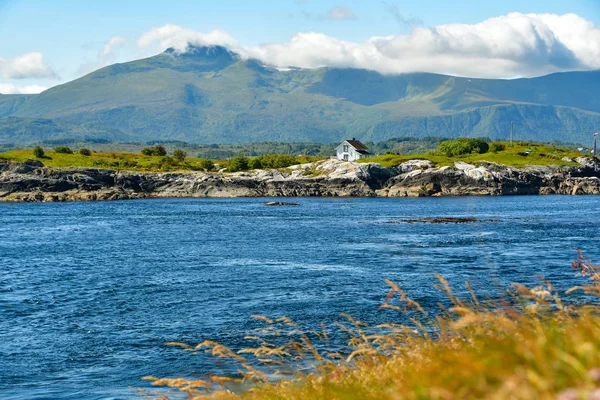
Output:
[336, 142, 366, 162]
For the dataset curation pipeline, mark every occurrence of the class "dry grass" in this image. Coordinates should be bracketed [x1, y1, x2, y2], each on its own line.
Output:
[139, 252, 600, 400]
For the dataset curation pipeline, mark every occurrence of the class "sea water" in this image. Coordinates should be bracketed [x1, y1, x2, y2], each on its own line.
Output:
[1, 196, 599, 399]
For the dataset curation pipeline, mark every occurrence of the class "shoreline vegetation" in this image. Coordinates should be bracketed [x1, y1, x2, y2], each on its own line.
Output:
[139, 252, 600, 400]
[1, 140, 599, 202]
[0, 140, 587, 173]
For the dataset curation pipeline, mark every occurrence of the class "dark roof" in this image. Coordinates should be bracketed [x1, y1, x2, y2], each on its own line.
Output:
[346, 139, 369, 151]
[356, 149, 371, 155]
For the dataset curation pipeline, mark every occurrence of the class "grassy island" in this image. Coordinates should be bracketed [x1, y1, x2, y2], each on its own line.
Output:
[0, 141, 589, 173]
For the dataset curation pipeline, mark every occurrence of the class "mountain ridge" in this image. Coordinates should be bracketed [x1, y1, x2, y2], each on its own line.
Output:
[1, 45, 599, 145]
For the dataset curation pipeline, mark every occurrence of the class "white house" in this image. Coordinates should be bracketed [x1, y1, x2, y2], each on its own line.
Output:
[336, 139, 371, 161]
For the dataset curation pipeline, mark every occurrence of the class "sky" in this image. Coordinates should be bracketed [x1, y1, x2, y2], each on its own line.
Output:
[1, 0, 600, 94]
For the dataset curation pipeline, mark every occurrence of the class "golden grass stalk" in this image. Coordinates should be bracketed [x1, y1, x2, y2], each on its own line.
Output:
[142, 251, 600, 399]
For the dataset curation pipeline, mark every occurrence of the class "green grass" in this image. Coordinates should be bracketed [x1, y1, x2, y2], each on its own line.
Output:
[0, 142, 588, 173]
[0, 149, 225, 172]
[0, 149, 325, 173]
[360, 142, 585, 168]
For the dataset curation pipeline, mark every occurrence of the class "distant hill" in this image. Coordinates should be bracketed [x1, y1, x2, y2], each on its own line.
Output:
[1, 45, 600, 146]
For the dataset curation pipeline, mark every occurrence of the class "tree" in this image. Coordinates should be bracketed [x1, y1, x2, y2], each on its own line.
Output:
[173, 149, 187, 162]
[438, 138, 489, 157]
[79, 148, 92, 156]
[153, 145, 167, 156]
[248, 157, 263, 169]
[33, 146, 45, 158]
[199, 158, 215, 171]
[54, 146, 73, 154]
[227, 156, 249, 172]
[489, 143, 506, 153]
[141, 145, 168, 156]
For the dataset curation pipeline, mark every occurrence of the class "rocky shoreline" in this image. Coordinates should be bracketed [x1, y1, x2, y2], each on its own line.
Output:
[1, 157, 599, 202]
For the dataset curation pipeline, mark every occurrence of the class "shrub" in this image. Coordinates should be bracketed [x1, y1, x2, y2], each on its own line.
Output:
[260, 154, 299, 169]
[228, 156, 249, 172]
[173, 149, 187, 162]
[79, 148, 92, 156]
[54, 146, 73, 154]
[248, 157, 263, 170]
[141, 145, 168, 156]
[489, 142, 506, 153]
[438, 138, 489, 157]
[153, 145, 167, 156]
[199, 158, 215, 171]
[33, 146, 45, 158]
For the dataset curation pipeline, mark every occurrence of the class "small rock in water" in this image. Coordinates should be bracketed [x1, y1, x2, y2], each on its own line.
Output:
[263, 201, 300, 206]
[384, 217, 500, 224]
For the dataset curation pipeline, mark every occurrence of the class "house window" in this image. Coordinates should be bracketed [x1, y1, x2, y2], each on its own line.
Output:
[344, 154, 349, 161]
[343, 145, 349, 152]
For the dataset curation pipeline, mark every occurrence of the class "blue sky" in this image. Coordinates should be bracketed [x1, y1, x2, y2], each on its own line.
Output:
[0, 0, 599, 93]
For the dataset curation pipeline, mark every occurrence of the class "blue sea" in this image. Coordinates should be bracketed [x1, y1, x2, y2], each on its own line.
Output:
[1, 196, 599, 399]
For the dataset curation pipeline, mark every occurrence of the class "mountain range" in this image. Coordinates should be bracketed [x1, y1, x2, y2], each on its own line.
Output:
[1, 45, 600, 146]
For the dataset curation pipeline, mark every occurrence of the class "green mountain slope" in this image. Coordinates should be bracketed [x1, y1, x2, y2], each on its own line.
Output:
[2, 45, 600, 145]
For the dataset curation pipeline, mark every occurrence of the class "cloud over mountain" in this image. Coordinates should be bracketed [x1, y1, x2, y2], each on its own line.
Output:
[101, 36, 127, 58]
[138, 13, 600, 79]
[0, 83, 47, 94]
[137, 25, 237, 53]
[0, 52, 57, 80]
[77, 36, 128, 76]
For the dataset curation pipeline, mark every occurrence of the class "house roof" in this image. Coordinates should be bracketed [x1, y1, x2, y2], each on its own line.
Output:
[345, 139, 369, 151]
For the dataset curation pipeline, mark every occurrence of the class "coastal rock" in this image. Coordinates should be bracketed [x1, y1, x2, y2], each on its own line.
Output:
[264, 201, 300, 206]
[575, 157, 600, 169]
[394, 159, 433, 173]
[1, 158, 600, 202]
[379, 161, 600, 197]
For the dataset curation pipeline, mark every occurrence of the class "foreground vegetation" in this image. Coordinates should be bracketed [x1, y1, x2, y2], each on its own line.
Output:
[140, 253, 600, 399]
[362, 141, 586, 168]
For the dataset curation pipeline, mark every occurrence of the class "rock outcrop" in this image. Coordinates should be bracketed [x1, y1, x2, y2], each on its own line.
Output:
[1, 158, 599, 202]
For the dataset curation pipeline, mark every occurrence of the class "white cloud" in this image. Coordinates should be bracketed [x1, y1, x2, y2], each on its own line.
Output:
[0, 83, 47, 94]
[136, 13, 600, 79]
[101, 36, 126, 57]
[137, 24, 237, 53]
[326, 6, 356, 21]
[0, 52, 57, 80]
[78, 35, 128, 76]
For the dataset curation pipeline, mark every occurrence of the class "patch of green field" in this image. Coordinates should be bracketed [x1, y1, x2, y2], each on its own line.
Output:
[0, 149, 225, 172]
[360, 142, 586, 168]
